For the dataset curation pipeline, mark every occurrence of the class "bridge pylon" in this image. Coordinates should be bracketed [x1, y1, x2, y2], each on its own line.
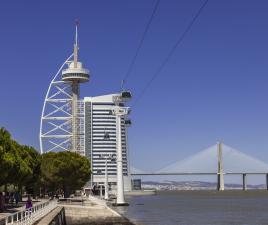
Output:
[242, 173, 247, 191]
[266, 174, 268, 190]
[217, 141, 225, 191]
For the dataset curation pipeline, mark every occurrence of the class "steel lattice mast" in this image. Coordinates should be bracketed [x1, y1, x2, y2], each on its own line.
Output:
[40, 22, 90, 155]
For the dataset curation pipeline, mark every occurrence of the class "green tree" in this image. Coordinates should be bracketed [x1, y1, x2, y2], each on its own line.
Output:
[41, 151, 91, 197]
[0, 128, 19, 186]
[20, 145, 41, 197]
[0, 127, 90, 198]
[0, 127, 41, 196]
[40, 152, 60, 194]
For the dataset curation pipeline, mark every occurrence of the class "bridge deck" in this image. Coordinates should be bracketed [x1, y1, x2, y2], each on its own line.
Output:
[131, 172, 268, 176]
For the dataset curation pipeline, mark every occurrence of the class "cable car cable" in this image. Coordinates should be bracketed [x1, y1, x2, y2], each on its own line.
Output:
[131, 0, 209, 107]
[122, 0, 161, 88]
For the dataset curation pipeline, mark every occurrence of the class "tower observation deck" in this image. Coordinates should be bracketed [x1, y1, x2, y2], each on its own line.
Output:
[61, 22, 90, 154]
[61, 22, 89, 83]
[40, 22, 90, 155]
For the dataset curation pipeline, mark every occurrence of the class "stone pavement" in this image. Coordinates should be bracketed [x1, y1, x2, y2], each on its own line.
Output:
[58, 196, 134, 225]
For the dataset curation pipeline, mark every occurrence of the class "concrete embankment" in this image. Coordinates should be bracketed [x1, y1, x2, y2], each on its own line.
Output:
[125, 189, 156, 196]
[36, 196, 134, 225]
[36, 206, 65, 225]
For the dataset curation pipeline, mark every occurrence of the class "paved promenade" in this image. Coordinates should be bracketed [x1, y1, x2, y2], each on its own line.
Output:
[1, 196, 134, 225]
[57, 196, 134, 225]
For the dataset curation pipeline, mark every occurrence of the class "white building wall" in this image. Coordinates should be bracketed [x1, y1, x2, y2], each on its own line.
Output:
[84, 94, 131, 191]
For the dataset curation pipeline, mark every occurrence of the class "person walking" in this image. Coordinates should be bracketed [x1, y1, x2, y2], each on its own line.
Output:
[14, 192, 20, 206]
[10, 193, 14, 206]
[4, 192, 9, 204]
[0, 192, 5, 212]
[25, 195, 32, 210]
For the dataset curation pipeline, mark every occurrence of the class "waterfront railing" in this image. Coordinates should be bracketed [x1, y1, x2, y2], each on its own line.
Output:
[1, 200, 57, 225]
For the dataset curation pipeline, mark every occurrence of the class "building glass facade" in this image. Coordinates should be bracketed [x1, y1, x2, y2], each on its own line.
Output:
[84, 94, 131, 190]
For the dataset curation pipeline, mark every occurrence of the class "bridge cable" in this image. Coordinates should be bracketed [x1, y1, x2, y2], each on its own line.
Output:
[122, 0, 161, 88]
[131, 0, 209, 107]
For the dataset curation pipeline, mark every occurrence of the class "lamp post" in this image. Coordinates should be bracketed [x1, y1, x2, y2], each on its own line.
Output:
[99, 153, 115, 200]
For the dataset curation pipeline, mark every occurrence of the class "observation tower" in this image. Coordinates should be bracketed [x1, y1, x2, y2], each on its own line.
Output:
[40, 22, 90, 155]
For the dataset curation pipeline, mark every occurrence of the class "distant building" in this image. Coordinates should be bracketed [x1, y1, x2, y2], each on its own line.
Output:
[84, 94, 132, 191]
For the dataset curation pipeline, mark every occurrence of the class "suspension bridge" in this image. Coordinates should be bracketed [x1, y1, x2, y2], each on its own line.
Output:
[131, 142, 268, 191]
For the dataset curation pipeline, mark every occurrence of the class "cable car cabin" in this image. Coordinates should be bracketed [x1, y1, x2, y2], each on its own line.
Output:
[125, 119, 132, 126]
[121, 91, 132, 100]
[103, 132, 110, 140]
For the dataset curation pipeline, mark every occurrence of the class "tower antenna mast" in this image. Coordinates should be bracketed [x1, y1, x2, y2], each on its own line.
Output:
[74, 19, 79, 67]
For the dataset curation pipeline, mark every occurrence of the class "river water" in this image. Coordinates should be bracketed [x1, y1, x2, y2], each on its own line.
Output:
[113, 190, 268, 225]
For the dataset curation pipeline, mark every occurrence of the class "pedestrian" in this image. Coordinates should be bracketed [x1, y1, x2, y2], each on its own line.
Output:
[4, 192, 9, 204]
[0, 192, 5, 212]
[10, 193, 14, 205]
[14, 192, 20, 206]
[25, 195, 32, 210]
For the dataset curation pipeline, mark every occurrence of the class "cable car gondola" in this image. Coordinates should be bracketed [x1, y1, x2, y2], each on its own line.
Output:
[121, 91, 132, 101]
[125, 119, 132, 126]
[103, 128, 110, 140]
[104, 132, 110, 140]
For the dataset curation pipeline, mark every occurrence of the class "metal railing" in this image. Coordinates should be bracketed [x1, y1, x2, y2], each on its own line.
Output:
[0, 200, 57, 225]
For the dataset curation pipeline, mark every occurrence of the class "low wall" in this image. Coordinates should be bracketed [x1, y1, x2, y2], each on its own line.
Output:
[36, 206, 66, 225]
[35, 198, 134, 225]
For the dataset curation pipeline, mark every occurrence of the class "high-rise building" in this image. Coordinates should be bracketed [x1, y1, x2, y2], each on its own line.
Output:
[84, 94, 132, 191]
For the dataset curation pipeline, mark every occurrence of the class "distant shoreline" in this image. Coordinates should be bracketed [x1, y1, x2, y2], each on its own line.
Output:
[142, 180, 267, 190]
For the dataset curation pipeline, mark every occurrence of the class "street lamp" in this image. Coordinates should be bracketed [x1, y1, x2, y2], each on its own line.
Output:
[99, 153, 115, 200]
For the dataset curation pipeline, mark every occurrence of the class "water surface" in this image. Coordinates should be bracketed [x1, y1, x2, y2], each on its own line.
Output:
[113, 190, 268, 225]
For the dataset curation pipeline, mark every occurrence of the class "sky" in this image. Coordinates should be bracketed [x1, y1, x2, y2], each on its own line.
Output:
[1, 0, 268, 175]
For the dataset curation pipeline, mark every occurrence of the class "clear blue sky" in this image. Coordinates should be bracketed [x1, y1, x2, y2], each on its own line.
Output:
[1, 0, 268, 172]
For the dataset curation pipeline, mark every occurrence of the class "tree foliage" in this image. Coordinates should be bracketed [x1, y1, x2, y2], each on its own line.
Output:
[0, 127, 91, 197]
[41, 151, 91, 197]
